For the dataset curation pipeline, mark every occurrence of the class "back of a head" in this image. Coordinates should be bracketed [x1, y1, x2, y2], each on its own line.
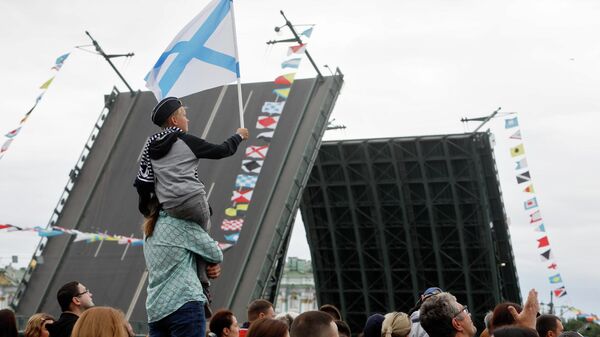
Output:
[57, 281, 80, 312]
[536, 314, 560, 337]
[25, 313, 55, 337]
[320, 304, 342, 320]
[363, 314, 385, 337]
[248, 299, 274, 322]
[71, 307, 129, 337]
[382, 312, 411, 337]
[291, 311, 336, 337]
[275, 312, 299, 331]
[247, 318, 289, 337]
[209, 310, 235, 337]
[335, 320, 352, 337]
[0, 309, 18, 337]
[493, 327, 538, 337]
[419, 292, 457, 337]
[491, 302, 522, 333]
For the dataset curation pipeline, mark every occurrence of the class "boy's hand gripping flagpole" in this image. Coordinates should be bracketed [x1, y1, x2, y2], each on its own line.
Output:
[230, 0, 244, 128]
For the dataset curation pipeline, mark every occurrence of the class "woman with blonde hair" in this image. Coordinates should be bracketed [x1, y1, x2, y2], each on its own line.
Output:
[381, 312, 411, 337]
[24, 313, 55, 337]
[71, 307, 131, 337]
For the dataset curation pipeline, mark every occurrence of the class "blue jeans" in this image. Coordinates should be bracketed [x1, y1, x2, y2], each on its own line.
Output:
[149, 301, 205, 337]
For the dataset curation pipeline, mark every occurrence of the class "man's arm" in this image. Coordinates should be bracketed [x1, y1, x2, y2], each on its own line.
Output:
[179, 128, 248, 159]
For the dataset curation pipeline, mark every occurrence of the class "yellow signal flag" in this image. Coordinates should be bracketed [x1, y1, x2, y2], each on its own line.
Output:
[225, 203, 249, 217]
[39, 77, 55, 89]
[510, 144, 525, 157]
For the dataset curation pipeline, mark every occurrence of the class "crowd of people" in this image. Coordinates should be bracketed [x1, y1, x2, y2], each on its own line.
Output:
[0, 283, 588, 337]
[0, 99, 590, 337]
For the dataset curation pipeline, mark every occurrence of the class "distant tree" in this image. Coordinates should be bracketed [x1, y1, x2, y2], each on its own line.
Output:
[563, 318, 600, 337]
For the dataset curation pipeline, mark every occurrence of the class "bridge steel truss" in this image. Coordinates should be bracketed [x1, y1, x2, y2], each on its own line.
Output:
[300, 132, 521, 334]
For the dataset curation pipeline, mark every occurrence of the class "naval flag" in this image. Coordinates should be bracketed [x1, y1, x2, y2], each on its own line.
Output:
[145, 0, 240, 99]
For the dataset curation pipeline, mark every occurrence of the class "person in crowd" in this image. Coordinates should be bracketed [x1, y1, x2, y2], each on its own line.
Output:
[493, 327, 539, 337]
[209, 310, 240, 337]
[247, 318, 289, 337]
[408, 287, 443, 337]
[275, 312, 299, 331]
[319, 304, 342, 321]
[241, 299, 276, 329]
[0, 308, 18, 337]
[24, 313, 55, 337]
[419, 292, 477, 337]
[559, 332, 584, 337]
[335, 320, 351, 337]
[479, 311, 494, 337]
[134, 96, 248, 317]
[536, 314, 564, 337]
[363, 314, 385, 337]
[47, 281, 94, 337]
[144, 213, 223, 337]
[70, 307, 131, 337]
[290, 311, 338, 337]
[382, 312, 411, 337]
[490, 289, 540, 333]
[490, 303, 522, 333]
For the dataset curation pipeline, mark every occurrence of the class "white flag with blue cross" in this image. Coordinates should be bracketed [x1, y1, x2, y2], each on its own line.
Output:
[145, 0, 240, 99]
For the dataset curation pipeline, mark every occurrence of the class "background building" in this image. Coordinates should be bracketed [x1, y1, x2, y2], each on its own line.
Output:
[276, 257, 317, 314]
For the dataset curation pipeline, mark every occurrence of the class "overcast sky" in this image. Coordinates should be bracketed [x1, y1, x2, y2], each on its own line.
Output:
[1, 0, 599, 317]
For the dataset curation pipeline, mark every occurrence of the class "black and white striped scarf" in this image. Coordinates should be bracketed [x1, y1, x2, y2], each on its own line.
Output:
[136, 127, 183, 186]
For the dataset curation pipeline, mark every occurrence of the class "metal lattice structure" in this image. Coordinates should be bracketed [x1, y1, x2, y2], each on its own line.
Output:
[300, 132, 521, 334]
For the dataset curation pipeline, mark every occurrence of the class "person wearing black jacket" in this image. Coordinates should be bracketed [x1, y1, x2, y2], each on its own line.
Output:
[47, 281, 94, 337]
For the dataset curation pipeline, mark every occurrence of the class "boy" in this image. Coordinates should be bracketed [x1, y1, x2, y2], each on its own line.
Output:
[134, 96, 249, 316]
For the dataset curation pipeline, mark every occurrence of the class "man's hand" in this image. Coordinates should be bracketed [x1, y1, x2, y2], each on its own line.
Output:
[508, 288, 539, 329]
[206, 263, 222, 279]
[237, 128, 249, 140]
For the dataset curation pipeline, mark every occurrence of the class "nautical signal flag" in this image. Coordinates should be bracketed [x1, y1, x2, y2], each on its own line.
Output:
[540, 249, 553, 261]
[242, 159, 263, 174]
[524, 184, 535, 193]
[235, 174, 258, 189]
[529, 210, 542, 223]
[516, 171, 531, 184]
[232, 189, 253, 203]
[554, 286, 567, 298]
[274, 73, 296, 85]
[221, 219, 244, 231]
[548, 263, 558, 269]
[300, 27, 313, 38]
[5, 127, 21, 139]
[534, 223, 546, 232]
[281, 58, 301, 69]
[257, 131, 274, 142]
[218, 242, 233, 250]
[505, 117, 519, 129]
[262, 101, 285, 115]
[515, 158, 528, 170]
[224, 232, 240, 242]
[245, 145, 269, 159]
[549, 274, 563, 284]
[273, 88, 290, 99]
[225, 203, 249, 217]
[287, 44, 306, 55]
[256, 116, 279, 129]
[510, 130, 522, 140]
[510, 144, 525, 157]
[39, 77, 55, 89]
[52, 53, 70, 70]
[537, 236, 550, 248]
[524, 197, 538, 210]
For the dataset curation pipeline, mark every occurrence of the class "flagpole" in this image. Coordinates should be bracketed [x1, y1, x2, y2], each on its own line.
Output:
[229, 0, 244, 128]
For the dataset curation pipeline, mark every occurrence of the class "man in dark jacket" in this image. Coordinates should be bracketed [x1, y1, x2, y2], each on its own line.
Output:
[47, 281, 94, 337]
